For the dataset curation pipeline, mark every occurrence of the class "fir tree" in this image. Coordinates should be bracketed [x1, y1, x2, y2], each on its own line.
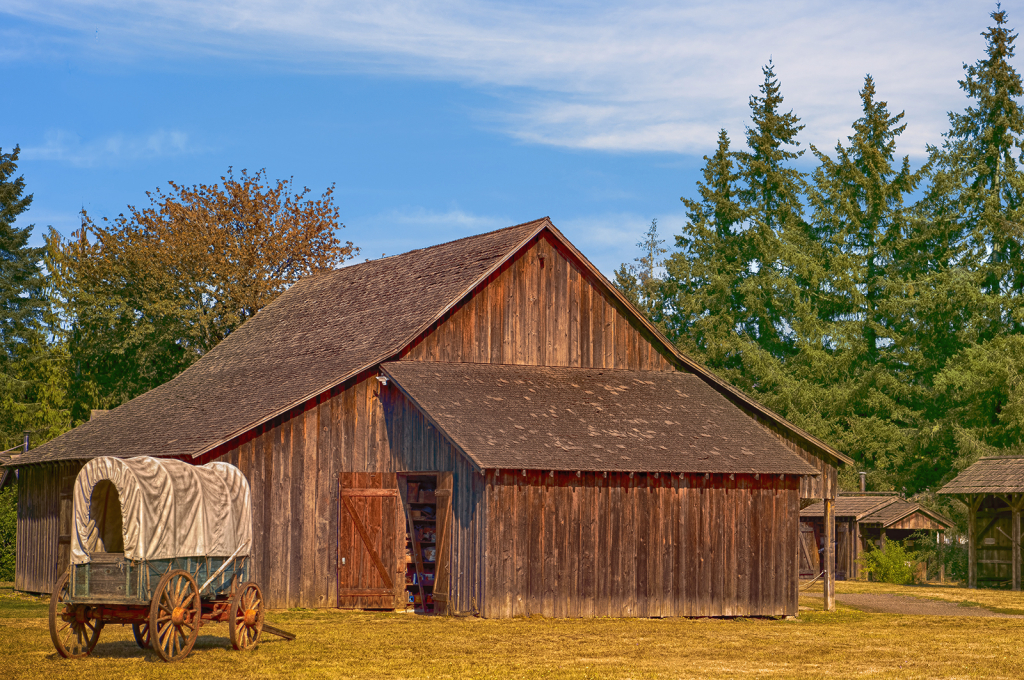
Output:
[0, 147, 66, 450]
[0, 146, 44, 364]
[732, 61, 809, 361]
[614, 218, 668, 327]
[923, 6, 1024, 342]
[664, 129, 749, 371]
[804, 75, 925, 478]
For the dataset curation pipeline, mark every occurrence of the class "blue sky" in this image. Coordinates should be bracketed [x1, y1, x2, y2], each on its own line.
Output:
[1, 0, 1007, 275]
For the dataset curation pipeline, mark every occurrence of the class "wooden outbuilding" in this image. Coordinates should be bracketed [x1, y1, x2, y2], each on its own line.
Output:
[799, 494, 953, 580]
[4, 218, 852, 616]
[940, 455, 1024, 590]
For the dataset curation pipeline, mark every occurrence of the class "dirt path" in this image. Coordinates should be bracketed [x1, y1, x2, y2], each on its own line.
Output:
[804, 593, 1024, 618]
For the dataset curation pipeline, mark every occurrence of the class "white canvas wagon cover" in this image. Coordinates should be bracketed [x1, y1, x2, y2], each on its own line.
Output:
[71, 456, 252, 565]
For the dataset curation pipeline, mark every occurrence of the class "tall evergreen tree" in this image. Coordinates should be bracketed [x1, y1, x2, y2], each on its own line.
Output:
[804, 75, 925, 478]
[614, 218, 668, 328]
[0, 146, 67, 449]
[919, 6, 1024, 348]
[663, 130, 750, 371]
[0, 146, 44, 364]
[732, 61, 809, 361]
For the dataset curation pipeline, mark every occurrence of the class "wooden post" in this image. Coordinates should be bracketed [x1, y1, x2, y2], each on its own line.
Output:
[852, 520, 861, 580]
[823, 497, 835, 612]
[1012, 494, 1022, 593]
[968, 495, 981, 589]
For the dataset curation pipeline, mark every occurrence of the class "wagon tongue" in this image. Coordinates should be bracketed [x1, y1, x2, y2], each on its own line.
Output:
[261, 624, 296, 641]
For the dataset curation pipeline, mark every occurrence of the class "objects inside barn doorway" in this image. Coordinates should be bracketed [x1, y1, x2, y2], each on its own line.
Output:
[398, 473, 452, 614]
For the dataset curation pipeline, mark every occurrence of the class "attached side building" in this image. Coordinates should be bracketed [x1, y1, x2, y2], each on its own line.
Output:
[5, 218, 850, 616]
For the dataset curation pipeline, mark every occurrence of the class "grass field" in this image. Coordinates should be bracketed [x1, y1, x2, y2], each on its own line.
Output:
[2, 581, 1023, 679]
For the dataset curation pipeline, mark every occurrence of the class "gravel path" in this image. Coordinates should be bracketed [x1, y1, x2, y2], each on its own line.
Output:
[804, 593, 1024, 618]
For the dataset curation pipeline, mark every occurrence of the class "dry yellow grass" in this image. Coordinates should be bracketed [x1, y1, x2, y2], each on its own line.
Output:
[1, 582, 1023, 679]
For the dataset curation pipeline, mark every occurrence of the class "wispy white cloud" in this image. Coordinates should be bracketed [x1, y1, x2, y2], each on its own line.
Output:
[21, 129, 195, 166]
[350, 206, 513, 262]
[3, 0, 1001, 155]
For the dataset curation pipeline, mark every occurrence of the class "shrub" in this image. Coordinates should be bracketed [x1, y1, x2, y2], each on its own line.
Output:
[0, 482, 15, 582]
[910, 529, 968, 583]
[857, 540, 917, 584]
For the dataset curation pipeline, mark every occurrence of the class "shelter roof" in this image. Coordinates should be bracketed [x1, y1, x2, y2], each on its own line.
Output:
[801, 494, 954, 529]
[8, 218, 849, 470]
[859, 498, 955, 529]
[938, 455, 1024, 494]
[800, 494, 898, 520]
[381, 361, 821, 475]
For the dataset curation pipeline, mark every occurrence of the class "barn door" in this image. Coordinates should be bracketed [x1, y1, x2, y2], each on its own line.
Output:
[432, 473, 453, 615]
[799, 522, 820, 578]
[835, 523, 849, 580]
[338, 472, 402, 609]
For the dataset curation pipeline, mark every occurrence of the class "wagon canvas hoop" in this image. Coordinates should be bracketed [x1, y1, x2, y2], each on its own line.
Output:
[71, 456, 252, 564]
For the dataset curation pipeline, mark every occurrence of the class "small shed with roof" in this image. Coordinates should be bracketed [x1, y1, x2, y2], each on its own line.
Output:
[4, 218, 851, 617]
[940, 455, 1024, 590]
[799, 494, 953, 580]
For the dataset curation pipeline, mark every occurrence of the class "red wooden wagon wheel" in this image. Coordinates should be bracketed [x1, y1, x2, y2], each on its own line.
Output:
[228, 581, 264, 650]
[48, 572, 103, 659]
[131, 621, 150, 649]
[149, 569, 200, 662]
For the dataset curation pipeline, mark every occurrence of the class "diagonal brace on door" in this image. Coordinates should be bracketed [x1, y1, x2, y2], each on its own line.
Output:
[341, 495, 395, 590]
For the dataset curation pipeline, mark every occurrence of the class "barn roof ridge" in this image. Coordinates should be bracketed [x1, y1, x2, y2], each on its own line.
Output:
[7, 216, 848, 470]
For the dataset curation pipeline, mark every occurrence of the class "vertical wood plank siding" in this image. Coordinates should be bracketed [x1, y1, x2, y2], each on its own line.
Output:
[192, 230, 816, 614]
[482, 471, 801, 618]
[15, 462, 82, 594]
[399, 232, 676, 371]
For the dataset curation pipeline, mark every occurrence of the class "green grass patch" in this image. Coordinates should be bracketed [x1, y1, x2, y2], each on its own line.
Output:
[1, 582, 1023, 679]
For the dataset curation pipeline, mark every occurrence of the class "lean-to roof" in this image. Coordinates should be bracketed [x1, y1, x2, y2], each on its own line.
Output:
[381, 361, 820, 475]
[939, 455, 1024, 495]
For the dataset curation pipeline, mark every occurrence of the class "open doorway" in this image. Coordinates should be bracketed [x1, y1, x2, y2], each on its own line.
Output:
[397, 472, 452, 614]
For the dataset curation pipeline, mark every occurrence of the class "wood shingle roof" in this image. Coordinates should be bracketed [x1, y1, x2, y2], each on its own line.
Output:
[381, 361, 821, 475]
[939, 455, 1024, 494]
[10, 219, 548, 466]
[801, 494, 954, 529]
[800, 495, 898, 520]
[6, 217, 850, 472]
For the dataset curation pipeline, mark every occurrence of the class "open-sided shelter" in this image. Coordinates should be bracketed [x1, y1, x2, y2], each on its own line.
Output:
[940, 456, 1024, 590]
[799, 494, 953, 580]
[4, 218, 851, 616]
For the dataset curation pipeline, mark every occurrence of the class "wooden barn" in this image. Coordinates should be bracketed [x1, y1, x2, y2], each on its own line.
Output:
[3, 218, 852, 617]
[799, 494, 953, 581]
[940, 455, 1024, 590]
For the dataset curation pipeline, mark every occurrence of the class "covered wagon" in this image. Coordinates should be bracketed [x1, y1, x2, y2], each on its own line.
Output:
[49, 456, 290, 662]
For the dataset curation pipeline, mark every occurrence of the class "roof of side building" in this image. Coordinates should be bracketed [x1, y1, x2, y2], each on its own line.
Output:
[381, 361, 821, 475]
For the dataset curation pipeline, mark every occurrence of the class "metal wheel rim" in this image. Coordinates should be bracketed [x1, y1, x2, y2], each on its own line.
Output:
[149, 569, 200, 662]
[49, 572, 102, 659]
[132, 621, 150, 649]
[229, 582, 264, 651]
